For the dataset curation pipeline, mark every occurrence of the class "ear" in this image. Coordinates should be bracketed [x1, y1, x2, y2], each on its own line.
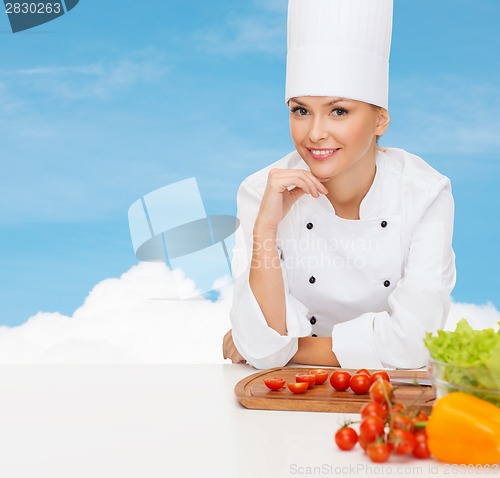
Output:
[375, 108, 390, 135]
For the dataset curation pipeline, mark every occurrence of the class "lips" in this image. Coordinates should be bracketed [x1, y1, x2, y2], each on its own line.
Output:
[307, 148, 340, 161]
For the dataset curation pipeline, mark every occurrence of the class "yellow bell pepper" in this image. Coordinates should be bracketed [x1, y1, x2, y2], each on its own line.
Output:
[426, 392, 500, 465]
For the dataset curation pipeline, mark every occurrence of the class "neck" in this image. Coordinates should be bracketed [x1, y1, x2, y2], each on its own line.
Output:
[323, 151, 377, 219]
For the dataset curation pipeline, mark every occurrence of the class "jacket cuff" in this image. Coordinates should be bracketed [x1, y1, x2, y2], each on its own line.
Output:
[230, 279, 311, 362]
[332, 313, 385, 369]
[233, 334, 299, 370]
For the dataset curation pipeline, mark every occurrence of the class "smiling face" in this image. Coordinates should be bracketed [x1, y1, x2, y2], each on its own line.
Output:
[289, 96, 390, 181]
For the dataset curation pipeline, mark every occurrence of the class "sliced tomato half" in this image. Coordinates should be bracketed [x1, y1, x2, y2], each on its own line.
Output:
[295, 373, 316, 389]
[263, 377, 286, 391]
[287, 382, 308, 394]
[309, 369, 329, 385]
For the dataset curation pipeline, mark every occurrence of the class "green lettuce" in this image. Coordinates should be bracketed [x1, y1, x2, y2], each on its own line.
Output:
[425, 319, 500, 400]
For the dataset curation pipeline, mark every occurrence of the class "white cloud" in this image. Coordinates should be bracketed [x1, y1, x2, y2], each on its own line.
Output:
[0, 262, 232, 364]
[446, 300, 500, 331]
[2, 57, 168, 101]
[0, 261, 497, 364]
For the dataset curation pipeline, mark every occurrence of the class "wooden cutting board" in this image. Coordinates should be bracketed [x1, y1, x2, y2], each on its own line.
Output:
[235, 367, 435, 414]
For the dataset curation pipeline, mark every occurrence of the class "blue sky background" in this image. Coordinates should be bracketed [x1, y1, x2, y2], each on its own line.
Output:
[0, 0, 498, 326]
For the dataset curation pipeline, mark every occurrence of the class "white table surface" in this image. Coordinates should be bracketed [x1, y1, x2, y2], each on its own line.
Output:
[0, 364, 475, 478]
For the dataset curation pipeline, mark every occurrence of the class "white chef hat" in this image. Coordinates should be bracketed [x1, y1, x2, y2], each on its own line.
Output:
[285, 0, 393, 109]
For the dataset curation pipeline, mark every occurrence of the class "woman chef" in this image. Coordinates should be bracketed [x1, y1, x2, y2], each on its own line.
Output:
[223, 0, 456, 370]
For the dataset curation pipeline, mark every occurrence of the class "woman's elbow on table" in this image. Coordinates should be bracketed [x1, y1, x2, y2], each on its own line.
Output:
[235, 336, 299, 370]
[377, 327, 431, 370]
[386, 346, 429, 370]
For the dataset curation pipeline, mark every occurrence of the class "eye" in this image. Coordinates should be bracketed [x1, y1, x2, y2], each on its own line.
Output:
[331, 108, 348, 117]
[291, 106, 309, 116]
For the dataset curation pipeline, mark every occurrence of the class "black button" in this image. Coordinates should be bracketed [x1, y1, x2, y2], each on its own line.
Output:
[309, 276, 316, 284]
[310, 316, 316, 325]
[311, 334, 317, 337]
[384, 280, 391, 287]
[381, 220, 387, 228]
[306, 222, 313, 230]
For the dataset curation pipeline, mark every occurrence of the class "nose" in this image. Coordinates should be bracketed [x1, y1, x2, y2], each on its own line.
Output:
[308, 116, 328, 143]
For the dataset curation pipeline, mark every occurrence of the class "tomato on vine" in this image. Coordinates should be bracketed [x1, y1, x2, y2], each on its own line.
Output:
[366, 442, 390, 463]
[412, 430, 431, 459]
[333, 368, 431, 464]
[369, 378, 393, 404]
[334, 426, 358, 451]
[391, 412, 415, 433]
[388, 429, 416, 455]
[359, 415, 385, 443]
[360, 401, 387, 421]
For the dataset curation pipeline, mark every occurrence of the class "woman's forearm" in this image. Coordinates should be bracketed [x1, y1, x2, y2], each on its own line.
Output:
[249, 222, 287, 335]
[248, 226, 340, 366]
[290, 337, 340, 367]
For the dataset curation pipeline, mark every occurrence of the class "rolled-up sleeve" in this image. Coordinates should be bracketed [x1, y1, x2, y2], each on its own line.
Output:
[229, 180, 312, 369]
[332, 178, 456, 369]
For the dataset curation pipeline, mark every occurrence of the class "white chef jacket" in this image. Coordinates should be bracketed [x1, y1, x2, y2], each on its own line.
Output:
[229, 147, 456, 370]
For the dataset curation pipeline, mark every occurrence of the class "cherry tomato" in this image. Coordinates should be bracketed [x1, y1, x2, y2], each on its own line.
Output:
[415, 411, 429, 421]
[309, 369, 329, 385]
[390, 402, 406, 414]
[295, 373, 316, 389]
[411, 410, 429, 428]
[391, 412, 415, 433]
[360, 401, 387, 421]
[359, 416, 385, 443]
[349, 373, 371, 394]
[287, 382, 308, 394]
[382, 400, 405, 418]
[366, 442, 390, 463]
[334, 427, 358, 451]
[355, 368, 371, 377]
[330, 370, 351, 391]
[412, 430, 431, 459]
[358, 435, 370, 450]
[369, 378, 393, 404]
[388, 429, 416, 455]
[370, 371, 391, 384]
[263, 377, 286, 391]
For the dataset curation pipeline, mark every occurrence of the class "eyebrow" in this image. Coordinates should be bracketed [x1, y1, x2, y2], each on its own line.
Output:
[290, 98, 345, 107]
